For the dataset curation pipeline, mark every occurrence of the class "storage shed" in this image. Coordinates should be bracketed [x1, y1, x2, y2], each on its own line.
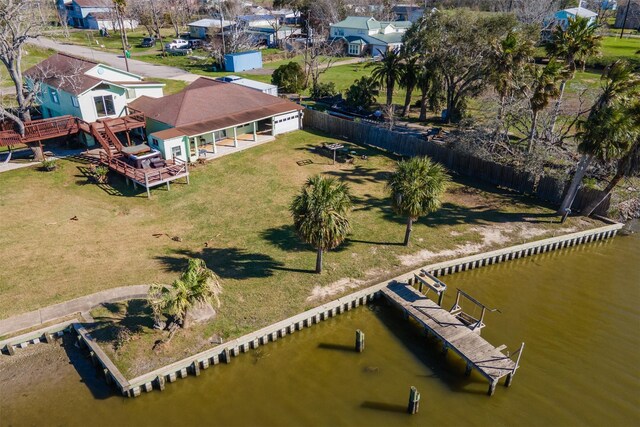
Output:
[224, 51, 263, 72]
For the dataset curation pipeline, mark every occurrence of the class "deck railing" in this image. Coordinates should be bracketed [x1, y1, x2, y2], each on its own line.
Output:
[99, 152, 189, 187]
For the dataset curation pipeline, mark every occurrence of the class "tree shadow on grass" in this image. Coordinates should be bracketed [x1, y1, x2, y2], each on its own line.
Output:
[260, 225, 312, 252]
[260, 225, 354, 254]
[156, 247, 316, 278]
[89, 299, 155, 344]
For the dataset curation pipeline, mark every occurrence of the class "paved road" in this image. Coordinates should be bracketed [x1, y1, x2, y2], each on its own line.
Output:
[29, 37, 200, 82]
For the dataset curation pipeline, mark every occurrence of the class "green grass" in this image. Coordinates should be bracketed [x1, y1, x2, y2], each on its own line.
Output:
[0, 46, 55, 88]
[0, 129, 601, 376]
[152, 77, 188, 95]
[587, 36, 640, 68]
[58, 28, 181, 55]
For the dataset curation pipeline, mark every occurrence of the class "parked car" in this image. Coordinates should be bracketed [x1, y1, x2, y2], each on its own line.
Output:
[188, 39, 204, 49]
[165, 39, 189, 50]
[139, 37, 156, 47]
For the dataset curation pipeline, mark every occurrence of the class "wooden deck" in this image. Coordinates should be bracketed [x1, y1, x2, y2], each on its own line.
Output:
[99, 152, 189, 198]
[380, 283, 524, 396]
[0, 116, 79, 146]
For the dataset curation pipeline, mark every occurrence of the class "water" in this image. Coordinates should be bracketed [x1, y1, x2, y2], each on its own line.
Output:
[2, 223, 639, 426]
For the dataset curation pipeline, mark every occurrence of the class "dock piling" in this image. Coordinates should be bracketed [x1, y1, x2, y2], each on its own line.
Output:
[355, 330, 365, 353]
[407, 386, 420, 414]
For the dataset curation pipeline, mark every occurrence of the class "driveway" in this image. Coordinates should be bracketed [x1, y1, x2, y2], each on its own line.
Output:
[29, 37, 200, 82]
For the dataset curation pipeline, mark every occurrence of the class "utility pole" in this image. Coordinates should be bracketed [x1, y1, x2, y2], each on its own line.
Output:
[619, 0, 632, 39]
[219, 0, 226, 56]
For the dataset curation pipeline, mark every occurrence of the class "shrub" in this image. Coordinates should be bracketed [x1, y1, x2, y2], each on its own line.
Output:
[345, 76, 379, 109]
[93, 165, 109, 184]
[311, 82, 338, 99]
[271, 61, 306, 93]
[41, 159, 57, 171]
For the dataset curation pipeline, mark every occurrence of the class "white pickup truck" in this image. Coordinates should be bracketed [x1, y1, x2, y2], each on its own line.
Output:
[165, 39, 189, 50]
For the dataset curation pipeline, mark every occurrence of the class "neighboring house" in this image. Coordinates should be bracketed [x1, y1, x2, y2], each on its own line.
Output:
[224, 51, 263, 72]
[237, 14, 277, 28]
[329, 16, 412, 56]
[247, 25, 301, 48]
[602, 0, 618, 10]
[392, 5, 424, 22]
[215, 75, 278, 96]
[615, 1, 640, 28]
[187, 18, 236, 39]
[25, 53, 164, 145]
[57, 0, 138, 30]
[546, 7, 598, 30]
[272, 9, 300, 25]
[129, 77, 303, 163]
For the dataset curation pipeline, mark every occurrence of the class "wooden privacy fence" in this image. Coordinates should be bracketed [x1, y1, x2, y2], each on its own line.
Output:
[304, 110, 611, 216]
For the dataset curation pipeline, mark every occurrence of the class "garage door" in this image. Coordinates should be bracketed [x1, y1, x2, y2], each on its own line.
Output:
[273, 112, 300, 135]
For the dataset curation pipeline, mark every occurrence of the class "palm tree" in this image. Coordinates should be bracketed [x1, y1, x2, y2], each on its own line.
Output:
[489, 31, 535, 138]
[399, 55, 420, 117]
[546, 17, 602, 140]
[148, 258, 222, 329]
[417, 60, 444, 122]
[526, 61, 568, 153]
[368, 49, 403, 106]
[290, 175, 352, 274]
[558, 61, 639, 215]
[387, 157, 450, 246]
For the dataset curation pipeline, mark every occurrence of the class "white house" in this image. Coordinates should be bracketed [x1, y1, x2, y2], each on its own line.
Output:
[129, 77, 303, 163]
[187, 18, 236, 39]
[25, 53, 164, 145]
[329, 17, 412, 56]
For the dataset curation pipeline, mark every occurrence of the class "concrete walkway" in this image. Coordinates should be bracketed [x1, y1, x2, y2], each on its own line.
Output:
[0, 285, 150, 336]
[29, 37, 200, 82]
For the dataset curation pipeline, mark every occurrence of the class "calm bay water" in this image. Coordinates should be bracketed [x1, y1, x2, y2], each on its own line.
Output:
[2, 223, 639, 426]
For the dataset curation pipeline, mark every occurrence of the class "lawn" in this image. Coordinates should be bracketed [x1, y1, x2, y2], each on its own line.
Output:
[0, 129, 601, 375]
[587, 35, 640, 68]
[0, 46, 55, 88]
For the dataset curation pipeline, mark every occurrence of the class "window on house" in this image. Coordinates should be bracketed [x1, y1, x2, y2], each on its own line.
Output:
[171, 146, 182, 158]
[50, 89, 59, 104]
[348, 44, 360, 55]
[94, 95, 115, 117]
[151, 138, 158, 147]
[71, 96, 79, 108]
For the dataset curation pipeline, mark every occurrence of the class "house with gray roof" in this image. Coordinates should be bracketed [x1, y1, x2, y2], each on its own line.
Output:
[329, 17, 412, 56]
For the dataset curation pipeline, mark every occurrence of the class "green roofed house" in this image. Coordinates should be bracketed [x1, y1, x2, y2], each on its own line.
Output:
[129, 77, 304, 163]
[329, 16, 412, 56]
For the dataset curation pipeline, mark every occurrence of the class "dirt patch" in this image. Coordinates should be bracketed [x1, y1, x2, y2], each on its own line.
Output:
[306, 268, 385, 302]
[397, 223, 579, 267]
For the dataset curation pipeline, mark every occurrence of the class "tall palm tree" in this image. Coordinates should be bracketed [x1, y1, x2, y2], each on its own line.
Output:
[368, 49, 403, 106]
[417, 60, 444, 122]
[290, 175, 352, 274]
[489, 31, 535, 138]
[148, 258, 222, 329]
[546, 17, 602, 140]
[399, 55, 420, 117]
[558, 61, 639, 215]
[526, 61, 568, 153]
[387, 157, 450, 246]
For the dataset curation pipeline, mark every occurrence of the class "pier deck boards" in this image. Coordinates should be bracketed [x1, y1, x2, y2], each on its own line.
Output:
[381, 283, 520, 395]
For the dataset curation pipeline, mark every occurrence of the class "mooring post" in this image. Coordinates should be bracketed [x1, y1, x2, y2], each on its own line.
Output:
[104, 369, 112, 386]
[192, 361, 200, 376]
[355, 329, 365, 353]
[505, 373, 514, 387]
[223, 348, 231, 364]
[407, 386, 420, 414]
[488, 380, 498, 396]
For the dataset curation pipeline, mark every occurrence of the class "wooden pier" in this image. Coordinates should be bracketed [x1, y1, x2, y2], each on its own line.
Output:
[380, 282, 524, 396]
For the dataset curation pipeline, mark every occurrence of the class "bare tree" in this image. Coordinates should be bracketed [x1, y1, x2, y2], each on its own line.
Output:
[129, 0, 167, 55]
[0, 0, 47, 134]
[56, 3, 70, 38]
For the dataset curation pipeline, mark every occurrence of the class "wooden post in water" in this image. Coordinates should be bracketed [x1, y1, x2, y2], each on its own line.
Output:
[488, 380, 497, 396]
[407, 386, 420, 414]
[156, 375, 165, 391]
[355, 329, 365, 353]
